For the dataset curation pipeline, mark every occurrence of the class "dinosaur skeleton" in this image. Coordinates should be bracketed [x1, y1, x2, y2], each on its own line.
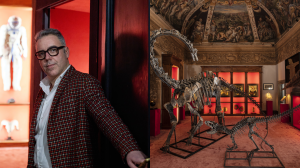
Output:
[205, 103, 300, 159]
[150, 29, 265, 152]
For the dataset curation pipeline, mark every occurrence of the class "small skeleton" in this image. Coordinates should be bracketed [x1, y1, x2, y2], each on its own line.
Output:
[150, 29, 264, 152]
[205, 103, 300, 159]
[0, 120, 20, 140]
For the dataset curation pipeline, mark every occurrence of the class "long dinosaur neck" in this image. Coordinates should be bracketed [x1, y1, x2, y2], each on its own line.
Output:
[217, 125, 232, 135]
[150, 29, 198, 89]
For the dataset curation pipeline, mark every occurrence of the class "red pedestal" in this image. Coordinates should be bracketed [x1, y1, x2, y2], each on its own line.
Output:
[266, 101, 273, 116]
[280, 104, 290, 123]
[179, 106, 185, 120]
[292, 96, 300, 129]
[150, 109, 161, 136]
[173, 108, 178, 118]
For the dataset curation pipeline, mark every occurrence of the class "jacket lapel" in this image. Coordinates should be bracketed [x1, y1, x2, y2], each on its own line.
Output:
[31, 88, 44, 132]
[47, 66, 75, 127]
[28, 87, 44, 160]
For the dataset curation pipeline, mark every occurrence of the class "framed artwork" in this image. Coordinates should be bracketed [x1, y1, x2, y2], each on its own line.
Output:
[263, 83, 274, 90]
[233, 84, 244, 97]
[248, 84, 258, 97]
[220, 87, 230, 97]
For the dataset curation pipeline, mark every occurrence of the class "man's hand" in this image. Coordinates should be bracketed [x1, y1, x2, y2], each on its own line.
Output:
[126, 150, 148, 168]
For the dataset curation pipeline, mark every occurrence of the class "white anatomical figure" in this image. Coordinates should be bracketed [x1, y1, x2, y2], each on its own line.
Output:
[0, 16, 27, 91]
[0, 120, 20, 139]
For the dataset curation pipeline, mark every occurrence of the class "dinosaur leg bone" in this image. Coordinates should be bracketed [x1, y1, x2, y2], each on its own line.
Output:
[163, 122, 177, 152]
[215, 86, 224, 125]
[186, 103, 203, 146]
[162, 102, 178, 152]
[247, 124, 260, 161]
[252, 131, 274, 152]
[227, 134, 238, 151]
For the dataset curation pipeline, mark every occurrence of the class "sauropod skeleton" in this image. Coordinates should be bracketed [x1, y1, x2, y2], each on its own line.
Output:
[150, 29, 263, 151]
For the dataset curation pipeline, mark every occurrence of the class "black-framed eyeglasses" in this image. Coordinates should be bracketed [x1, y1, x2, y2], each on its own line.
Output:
[35, 46, 65, 60]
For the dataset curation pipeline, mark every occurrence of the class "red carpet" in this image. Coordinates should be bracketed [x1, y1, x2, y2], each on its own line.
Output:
[150, 116, 300, 168]
[0, 147, 28, 168]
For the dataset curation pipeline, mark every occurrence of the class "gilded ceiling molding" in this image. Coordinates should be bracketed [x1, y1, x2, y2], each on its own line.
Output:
[277, 33, 300, 63]
[150, 7, 174, 30]
[276, 21, 300, 63]
[203, 1, 216, 42]
[245, 0, 260, 42]
[150, 8, 191, 52]
[185, 52, 276, 65]
[153, 36, 186, 62]
[181, 0, 209, 34]
[256, 1, 281, 38]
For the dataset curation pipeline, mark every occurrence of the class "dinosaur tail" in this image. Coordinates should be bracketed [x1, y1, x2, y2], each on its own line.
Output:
[257, 103, 300, 123]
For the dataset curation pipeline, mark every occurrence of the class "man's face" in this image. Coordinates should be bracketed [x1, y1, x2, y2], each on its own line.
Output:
[36, 35, 69, 81]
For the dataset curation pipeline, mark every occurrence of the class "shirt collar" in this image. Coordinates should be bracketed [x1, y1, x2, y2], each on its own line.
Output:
[39, 65, 71, 96]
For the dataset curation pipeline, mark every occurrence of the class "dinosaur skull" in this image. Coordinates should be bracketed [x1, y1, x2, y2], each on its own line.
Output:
[205, 121, 218, 134]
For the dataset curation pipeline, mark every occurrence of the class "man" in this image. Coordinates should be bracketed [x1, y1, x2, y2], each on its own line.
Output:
[27, 28, 147, 168]
[0, 16, 27, 91]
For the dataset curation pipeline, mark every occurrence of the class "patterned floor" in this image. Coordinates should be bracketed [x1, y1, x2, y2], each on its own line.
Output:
[150, 116, 300, 168]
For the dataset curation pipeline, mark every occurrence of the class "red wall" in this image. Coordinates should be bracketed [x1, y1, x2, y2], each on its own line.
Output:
[293, 96, 300, 129]
[172, 66, 178, 118]
[50, 8, 89, 73]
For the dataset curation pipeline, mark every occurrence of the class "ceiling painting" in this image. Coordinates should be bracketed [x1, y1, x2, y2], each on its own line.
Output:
[151, 0, 300, 44]
[208, 0, 254, 42]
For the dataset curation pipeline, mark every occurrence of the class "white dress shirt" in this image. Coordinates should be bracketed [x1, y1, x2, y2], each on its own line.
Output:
[34, 65, 70, 168]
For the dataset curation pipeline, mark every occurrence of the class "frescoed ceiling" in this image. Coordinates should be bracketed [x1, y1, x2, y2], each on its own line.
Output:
[150, 0, 300, 44]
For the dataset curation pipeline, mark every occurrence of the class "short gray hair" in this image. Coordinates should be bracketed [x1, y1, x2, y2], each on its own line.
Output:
[35, 28, 66, 46]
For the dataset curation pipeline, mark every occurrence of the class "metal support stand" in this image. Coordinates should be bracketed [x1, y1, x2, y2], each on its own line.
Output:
[160, 126, 228, 159]
[160, 114, 234, 159]
[224, 150, 285, 168]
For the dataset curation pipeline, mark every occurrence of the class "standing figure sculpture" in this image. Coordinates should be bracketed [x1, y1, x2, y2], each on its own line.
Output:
[0, 16, 27, 91]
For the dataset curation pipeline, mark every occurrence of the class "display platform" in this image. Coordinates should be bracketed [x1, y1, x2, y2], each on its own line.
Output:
[292, 96, 300, 130]
[224, 150, 284, 168]
[160, 127, 228, 159]
[179, 106, 185, 120]
[0, 140, 28, 147]
[266, 101, 273, 116]
[280, 104, 290, 123]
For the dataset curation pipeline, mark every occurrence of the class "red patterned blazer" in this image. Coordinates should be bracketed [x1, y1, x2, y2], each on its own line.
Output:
[27, 66, 140, 167]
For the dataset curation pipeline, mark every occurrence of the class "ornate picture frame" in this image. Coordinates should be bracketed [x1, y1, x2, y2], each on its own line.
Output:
[220, 87, 230, 97]
[233, 84, 244, 97]
[263, 83, 274, 90]
[248, 84, 258, 97]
